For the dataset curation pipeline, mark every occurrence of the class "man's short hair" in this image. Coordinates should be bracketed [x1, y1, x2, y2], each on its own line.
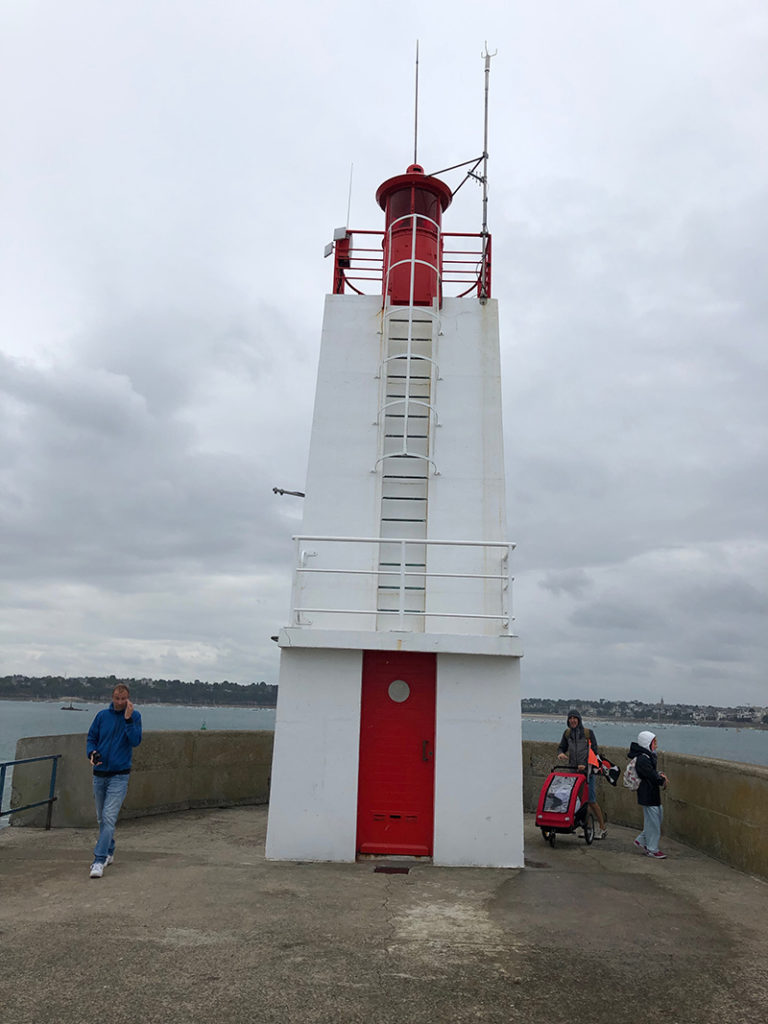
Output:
[112, 684, 130, 696]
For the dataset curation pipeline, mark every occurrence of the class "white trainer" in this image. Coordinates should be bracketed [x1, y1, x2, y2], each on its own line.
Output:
[89, 862, 104, 878]
[105, 855, 114, 866]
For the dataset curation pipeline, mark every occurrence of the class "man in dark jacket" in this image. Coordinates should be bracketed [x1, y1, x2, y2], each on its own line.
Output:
[86, 683, 142, 878]
[627, 729, 668, 860]
[556, 709, 607, 838]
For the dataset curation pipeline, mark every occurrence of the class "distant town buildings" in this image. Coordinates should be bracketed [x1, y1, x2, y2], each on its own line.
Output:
[522, 697, 768, 724]
[1, 677, 765, 725]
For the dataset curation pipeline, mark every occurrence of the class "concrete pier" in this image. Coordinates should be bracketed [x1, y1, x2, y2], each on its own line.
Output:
[1, 804, 766, 1024]
[12, 732, 768, 879]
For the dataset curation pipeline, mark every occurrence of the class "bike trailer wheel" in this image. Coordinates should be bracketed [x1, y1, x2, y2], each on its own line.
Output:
[583, 810, 595, 845]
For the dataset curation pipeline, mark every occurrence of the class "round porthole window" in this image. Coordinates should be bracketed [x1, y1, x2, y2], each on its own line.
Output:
[388, 679, 411, 703]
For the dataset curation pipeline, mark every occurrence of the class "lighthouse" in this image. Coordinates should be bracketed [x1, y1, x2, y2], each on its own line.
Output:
[266, 118, 523, 867]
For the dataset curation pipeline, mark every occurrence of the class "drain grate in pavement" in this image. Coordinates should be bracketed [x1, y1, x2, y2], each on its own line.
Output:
[373, 866, 410, 874]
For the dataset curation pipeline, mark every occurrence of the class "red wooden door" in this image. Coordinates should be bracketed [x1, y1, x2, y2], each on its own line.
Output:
[356, 650, 436, 856]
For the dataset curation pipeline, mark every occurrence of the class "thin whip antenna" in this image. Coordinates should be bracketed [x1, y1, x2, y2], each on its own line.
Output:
[413, 41, 420, 165]
[480, 42, 497, 301]
[346, 162, 354, 226]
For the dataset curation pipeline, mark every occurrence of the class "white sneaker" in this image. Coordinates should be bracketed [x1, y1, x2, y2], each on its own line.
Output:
[89, 862, 104, 878]
[595, 828, 607, 840]
[105, 855, 114, 866]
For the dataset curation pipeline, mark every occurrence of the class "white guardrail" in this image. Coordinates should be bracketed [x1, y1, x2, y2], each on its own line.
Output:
[289, 535, 515, 633]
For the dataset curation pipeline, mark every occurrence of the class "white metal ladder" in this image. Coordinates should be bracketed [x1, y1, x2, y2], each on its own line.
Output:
[375, 303, 440, 629]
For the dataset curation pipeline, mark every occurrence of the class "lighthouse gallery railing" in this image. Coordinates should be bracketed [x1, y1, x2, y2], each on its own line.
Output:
[332, 230, 491, 299]
[289, 535, 515, 634]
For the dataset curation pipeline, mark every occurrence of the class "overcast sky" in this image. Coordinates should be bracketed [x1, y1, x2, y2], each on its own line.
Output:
[1, 1, 766, 706]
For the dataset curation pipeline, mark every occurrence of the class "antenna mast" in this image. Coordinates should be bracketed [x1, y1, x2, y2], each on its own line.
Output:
[346, 162, 354, 226]
[480, 42, 496, 301]
[413, 41, 420, 165]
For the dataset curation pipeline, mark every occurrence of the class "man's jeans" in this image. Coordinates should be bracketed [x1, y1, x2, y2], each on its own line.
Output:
[637, 804, 664, 854]
[92, 774, 130, 863]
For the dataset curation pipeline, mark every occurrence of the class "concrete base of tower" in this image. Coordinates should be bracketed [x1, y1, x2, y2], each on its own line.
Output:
[265, 645, 524, 868]
[266, 646, 363, 863]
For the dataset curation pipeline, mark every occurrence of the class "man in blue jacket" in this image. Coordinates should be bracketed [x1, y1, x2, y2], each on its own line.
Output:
[86, 683, 142, 878]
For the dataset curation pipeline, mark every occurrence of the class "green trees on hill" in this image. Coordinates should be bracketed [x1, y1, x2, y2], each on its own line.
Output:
[0, 675, 277, 707]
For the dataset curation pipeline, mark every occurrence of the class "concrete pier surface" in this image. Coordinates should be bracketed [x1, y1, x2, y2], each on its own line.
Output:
[1, 806, 766, 1024]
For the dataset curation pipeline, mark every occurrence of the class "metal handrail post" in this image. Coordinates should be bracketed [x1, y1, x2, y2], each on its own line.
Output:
[500, 544, 511, 633]
[0, 754, 61, 826]
[46, 755, 60, 830]
[398, 538, 407, 630]
[291, 536, 303, 625]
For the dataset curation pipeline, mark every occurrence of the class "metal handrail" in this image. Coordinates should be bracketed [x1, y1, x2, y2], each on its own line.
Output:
[332, 230, 491, 298]
[295, 535, 514, 547]
[290, 535, 515, 633]
[0, 754, 61, 830]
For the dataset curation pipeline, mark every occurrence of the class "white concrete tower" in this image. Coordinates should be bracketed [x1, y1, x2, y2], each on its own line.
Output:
[265, 152, 523, 867]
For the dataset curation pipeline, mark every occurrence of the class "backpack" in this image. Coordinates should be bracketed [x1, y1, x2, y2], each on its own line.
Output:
[623, 757, 640, 790]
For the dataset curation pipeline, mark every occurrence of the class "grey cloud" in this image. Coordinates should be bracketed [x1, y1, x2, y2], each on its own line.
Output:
[570, 599, 666, 632]
[1, 2, 767, 701]
[679, 577, 768, 617]
[539, 569, 593, 599]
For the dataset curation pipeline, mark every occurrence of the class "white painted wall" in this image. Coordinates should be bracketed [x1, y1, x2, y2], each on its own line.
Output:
[269, 285, 524, 867]
[295, 294, 383, 630]
[302, 294, 383, 536]
[426, 298, 511, 634]
[265, 647, 362, 861]
[289, 294, 515, 638]
[429, 298, 507, 544]
[433, 653, 524, 867]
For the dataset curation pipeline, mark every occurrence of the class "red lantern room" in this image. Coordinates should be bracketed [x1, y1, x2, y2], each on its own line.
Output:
[375, 164, 453, 307]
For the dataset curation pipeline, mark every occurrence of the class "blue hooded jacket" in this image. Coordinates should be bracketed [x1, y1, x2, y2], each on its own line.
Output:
[87, 703, 142, 774]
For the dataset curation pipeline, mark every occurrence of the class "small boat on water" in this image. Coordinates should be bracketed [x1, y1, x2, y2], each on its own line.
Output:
[61, 702, 84, 711]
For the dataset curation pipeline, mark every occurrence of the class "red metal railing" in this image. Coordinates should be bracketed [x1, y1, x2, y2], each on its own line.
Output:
[331, 230, 491, 300]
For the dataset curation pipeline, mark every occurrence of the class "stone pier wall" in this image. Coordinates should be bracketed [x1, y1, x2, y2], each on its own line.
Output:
[10, 732, 768, 879]
[523, 740, 768, 879]
[11, 731, 273, 828]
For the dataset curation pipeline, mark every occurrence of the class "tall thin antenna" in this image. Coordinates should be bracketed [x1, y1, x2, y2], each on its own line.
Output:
[413, 41, 420, 165]
[480, 42, 497, 301]
[346, 162, 354, 226]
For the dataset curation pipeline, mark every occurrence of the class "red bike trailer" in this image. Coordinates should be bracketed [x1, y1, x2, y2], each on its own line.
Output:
[535, 766, 595, 848]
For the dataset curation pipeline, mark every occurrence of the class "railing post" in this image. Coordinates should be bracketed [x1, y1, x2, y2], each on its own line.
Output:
[398, 539, 407, 630]
[45, 756, 60, 830]
[1, 754, 62, 826]
[501, 544, 511, 633]
[292, 536, 303, 625]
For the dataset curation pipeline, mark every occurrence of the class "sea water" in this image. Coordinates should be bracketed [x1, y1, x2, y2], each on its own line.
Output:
[521, 716, 768, 765]
[0, 700, 276, 824]
[1, 699, 765, 825]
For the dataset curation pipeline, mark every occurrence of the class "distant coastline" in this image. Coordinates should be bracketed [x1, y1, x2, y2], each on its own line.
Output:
[2, 699, 764, 725]
[0, 696, 277, 710]
[522, 712, 768, 730]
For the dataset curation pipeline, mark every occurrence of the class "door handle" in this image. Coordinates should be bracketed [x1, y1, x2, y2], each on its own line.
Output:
[422, 740, 433, 762]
